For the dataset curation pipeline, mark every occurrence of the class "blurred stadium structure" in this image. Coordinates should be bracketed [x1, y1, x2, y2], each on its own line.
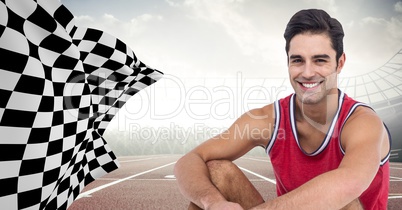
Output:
[338, 49, 402, 162]
[105, 49, 402, 162]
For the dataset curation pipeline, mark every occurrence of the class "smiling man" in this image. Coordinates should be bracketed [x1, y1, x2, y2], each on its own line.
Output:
[174, 9, 391, 210]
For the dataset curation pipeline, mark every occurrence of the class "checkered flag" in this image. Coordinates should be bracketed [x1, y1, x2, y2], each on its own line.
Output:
[0, 1, 163, 209]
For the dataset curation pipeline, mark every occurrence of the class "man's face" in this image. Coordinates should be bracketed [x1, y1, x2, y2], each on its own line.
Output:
[287, 32, 344, 105]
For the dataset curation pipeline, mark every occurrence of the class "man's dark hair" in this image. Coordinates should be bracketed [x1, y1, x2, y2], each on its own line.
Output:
[284, 9, 344, 62]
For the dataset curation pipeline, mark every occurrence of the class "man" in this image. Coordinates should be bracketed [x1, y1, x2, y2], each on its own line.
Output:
[174, 9, 391, 210]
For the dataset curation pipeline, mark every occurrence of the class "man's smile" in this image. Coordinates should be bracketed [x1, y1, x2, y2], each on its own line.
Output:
[297, 81, 324, 90]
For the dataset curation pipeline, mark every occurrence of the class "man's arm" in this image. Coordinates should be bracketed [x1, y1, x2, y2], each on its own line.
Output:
[174, 105, 274, 209]
[251, 107, 389, 210]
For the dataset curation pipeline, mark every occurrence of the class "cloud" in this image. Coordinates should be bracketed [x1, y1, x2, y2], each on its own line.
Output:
[70, 0, 401, 80]
[302, 0, 338, 13]
[361, 15, 402, 40]
[73, 13, 164, 38]
[342, 14, 402, 75]
[175, 0, 279, 61]
[102, 13, 120, 24]
[361, 16, 387, 25]
[181, 1, 252, 49]
[165, 0, 181, 7]
[138, 14, 163, 21]
[395, 1, 402, 13]
[388, 16, 402, 39]
[74, 15, 94, 23]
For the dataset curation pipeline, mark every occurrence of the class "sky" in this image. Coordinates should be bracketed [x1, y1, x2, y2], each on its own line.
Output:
[61, 0, 402, 133]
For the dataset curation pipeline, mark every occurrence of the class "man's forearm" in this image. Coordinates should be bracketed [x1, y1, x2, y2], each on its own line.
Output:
[251, 168, 364, 210]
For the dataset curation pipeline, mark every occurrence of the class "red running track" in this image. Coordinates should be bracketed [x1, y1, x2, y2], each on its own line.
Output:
[68, 155, 402, 210]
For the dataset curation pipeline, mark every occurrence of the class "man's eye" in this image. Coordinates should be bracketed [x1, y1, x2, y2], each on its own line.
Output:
[292, 59, 302, 63]
[316, 59, 327, 63]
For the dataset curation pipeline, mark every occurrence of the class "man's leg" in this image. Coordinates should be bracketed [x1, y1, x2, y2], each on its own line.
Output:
[340, 199, 364, 210]
[188, 160, 265, 210]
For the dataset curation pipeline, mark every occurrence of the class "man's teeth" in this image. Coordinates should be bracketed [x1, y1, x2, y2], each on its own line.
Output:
[302, 83, 319, 88]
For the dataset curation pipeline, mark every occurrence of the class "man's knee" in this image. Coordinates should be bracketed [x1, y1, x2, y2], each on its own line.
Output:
[205, 160, 239, 187]
[205, 160, 265, 208]
[206, 160, 239, 179]
[206, 160, 235, 172]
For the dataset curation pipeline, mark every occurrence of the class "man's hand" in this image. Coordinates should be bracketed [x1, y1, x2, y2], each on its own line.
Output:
[206, 201, 244, 210]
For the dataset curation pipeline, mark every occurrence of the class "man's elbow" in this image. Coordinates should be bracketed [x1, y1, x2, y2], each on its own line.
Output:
[173, 155, 185, 179]
[174, 153, 197, 180]
[345, 181, 368, 199]
[342, 171, 375, 199]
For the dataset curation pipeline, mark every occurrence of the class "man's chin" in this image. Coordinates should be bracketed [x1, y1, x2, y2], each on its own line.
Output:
[301, 97, 321, 105]
[297, 91, 322, 104]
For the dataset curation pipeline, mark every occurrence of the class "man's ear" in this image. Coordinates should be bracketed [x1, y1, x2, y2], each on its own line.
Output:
[337, 52, 346, 74]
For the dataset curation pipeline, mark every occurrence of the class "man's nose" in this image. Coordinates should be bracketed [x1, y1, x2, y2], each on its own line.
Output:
[301, 62, 316, 79]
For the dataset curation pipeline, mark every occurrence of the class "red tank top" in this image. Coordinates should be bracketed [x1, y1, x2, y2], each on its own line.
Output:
[266, 91, 390, 210]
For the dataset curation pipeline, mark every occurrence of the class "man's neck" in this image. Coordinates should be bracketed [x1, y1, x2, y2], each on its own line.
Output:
[295, 90, 339, 126]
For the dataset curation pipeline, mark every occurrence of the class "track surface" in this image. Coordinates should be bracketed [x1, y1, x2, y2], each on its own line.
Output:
[68, 155, 402, 210]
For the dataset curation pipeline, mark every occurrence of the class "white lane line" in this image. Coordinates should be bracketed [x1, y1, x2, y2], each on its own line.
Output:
[95, 178, 177, 181]
[76, 161, 176, 199]
[119, 157, 165, 163]
[388, 195, 402, 199]
[239, 166, 276, 184]
[97, 178, 178, 181]
[390, 176, 402, 181]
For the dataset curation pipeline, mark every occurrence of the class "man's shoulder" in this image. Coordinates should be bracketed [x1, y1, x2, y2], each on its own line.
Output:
[341, 104, 384, 141]
[346, 105, 380, 123]
[250, 103, 275, 116]
[240, 103, 276, 126]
